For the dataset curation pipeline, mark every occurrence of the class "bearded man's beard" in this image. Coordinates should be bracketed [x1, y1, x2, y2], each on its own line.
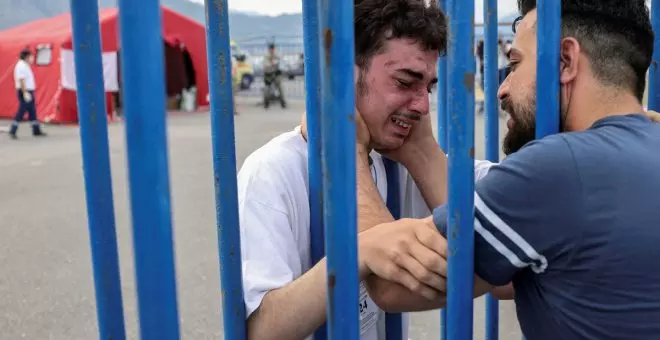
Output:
[501, 96, 537, 156]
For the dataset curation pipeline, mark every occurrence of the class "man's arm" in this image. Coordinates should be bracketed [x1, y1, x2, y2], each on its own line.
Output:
[358, 144, 494, 311]
[432, 135, 582, 288]
[247, 149, 383, 340]
[367, 133, 579, 312]
[356, 147, 393, 229]
[247, 259, 328, 340]
[401, 141, 448, 210]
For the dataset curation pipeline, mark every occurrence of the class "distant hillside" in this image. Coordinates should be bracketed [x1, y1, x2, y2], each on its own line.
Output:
[0, 0, 515, 43]
[0, 0, 303, 42]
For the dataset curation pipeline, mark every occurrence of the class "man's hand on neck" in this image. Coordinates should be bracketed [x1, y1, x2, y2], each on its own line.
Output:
[300, 111, 372, 155]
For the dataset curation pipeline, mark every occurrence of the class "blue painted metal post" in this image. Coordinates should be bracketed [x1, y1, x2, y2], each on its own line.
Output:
[318, 0, 360, 337]
[483, 0, 500, 338]
[437, 0, 448, 338]
[204, 0, 247, 339]
[649, 0, 660, 111]
[302, 0, 326, 339]
[383, 159, 403, 340]
[437, 0, 448, 152]
[116, 1, 180, 338]
[535, 1, 561, 139]
[446, 0, 476, 338]
[69, 1, 125, 338]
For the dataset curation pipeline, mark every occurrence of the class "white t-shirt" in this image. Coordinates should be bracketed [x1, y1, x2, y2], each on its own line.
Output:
[237, 126, 495, 340]
[14, 59, 35, 90]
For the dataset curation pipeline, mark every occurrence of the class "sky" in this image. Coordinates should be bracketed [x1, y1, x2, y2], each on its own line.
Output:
[188, 0, 521, 20]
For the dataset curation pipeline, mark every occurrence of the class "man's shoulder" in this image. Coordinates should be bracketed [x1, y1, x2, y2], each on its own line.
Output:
[509, 134, 574, 165]
[14, 60, 25, 71]
[238, 126, 309, 191]
[241, 127, 307, 169]
[489, 134, 578, 186]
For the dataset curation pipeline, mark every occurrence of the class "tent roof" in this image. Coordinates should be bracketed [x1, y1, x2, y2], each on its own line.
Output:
[0, 8, 118, 44]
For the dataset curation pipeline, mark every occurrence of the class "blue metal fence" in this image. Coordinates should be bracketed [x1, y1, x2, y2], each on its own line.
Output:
[69, 0, 595, 339]
[483, 0, 500, 339]
[204, 1, 247, 339]
[69, 0, 125, 338]
[116, 0, 181, 339]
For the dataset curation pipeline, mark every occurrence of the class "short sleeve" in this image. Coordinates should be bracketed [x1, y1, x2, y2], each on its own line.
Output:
[434, 135, 583, 285]
[14, 63, 28, 80]
[237, 148, 306, 317]
[474, 159, 496, 181]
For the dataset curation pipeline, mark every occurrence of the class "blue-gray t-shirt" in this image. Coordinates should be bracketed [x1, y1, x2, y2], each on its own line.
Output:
[433, 114, 660, 339]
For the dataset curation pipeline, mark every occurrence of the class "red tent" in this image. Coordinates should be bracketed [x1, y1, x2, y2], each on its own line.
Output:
[0, 7, 209, 124]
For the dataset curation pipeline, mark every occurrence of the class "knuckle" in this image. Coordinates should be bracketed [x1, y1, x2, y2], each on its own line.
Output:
[425, 255, 443, 270]
[394, 239, 409, 254]
[388, 249, 402, 264]
[419, 270, 434, 283]
[384, 263, 400, 279]
[409, 280, 422, 293]
[419, 231, 435, 246]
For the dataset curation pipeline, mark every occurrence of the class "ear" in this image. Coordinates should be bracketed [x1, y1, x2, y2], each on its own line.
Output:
[559, 37, 581, 85]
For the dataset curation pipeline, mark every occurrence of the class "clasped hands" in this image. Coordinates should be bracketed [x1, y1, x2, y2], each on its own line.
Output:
[300, 111, 449, 300]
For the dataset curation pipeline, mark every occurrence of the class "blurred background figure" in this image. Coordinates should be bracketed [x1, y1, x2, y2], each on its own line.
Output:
[9, 47, 47, 139]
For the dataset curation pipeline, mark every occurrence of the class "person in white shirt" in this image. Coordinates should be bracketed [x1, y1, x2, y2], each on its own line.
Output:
[10, 48, 46, 139]
[236, 1, 509, 339]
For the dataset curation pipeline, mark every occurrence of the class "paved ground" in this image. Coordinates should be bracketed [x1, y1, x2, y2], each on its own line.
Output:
[0, 97, 521, 339]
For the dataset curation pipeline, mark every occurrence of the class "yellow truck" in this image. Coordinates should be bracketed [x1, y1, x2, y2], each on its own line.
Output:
[230, 40, 254, 90]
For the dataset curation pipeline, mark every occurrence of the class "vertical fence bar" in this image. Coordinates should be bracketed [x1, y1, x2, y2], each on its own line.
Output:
[446, 0, 476, 338]
[116, 1, 180, 338]
[383, 159, 403, 340]
[69, 1, 125, 339]
[437, 0, 448, 152]
[203, 0, 247, 339]
[319, 0, 359, 338]
[483, 0, 500, 338]
[437, 0, 448, 338]
[649, 0, 660, 111]
[536, 1, 561, 139]
[303, 0, 326, 339]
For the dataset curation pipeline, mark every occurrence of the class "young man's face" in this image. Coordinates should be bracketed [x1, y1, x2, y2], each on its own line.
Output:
[498, 10, 538, 155]
[356, 38, 438, 150]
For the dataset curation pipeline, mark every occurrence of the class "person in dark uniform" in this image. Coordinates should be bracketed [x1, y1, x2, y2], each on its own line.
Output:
[9, 48, 46, 139]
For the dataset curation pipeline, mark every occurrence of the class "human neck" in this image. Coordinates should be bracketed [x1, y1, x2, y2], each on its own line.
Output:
[564, 88, 643, 132]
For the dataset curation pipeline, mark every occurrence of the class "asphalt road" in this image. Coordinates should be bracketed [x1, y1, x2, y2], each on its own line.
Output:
[0, 97, 521, 339]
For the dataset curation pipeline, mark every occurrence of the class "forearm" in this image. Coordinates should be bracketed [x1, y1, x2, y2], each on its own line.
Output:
[20, 79, 26, 93]
[247, 259, 329, 340]
[491, 283, 515, 300]
[403, 142, 448, 210]
[367, 274, 494, 313]
[356, 148, 393, 232]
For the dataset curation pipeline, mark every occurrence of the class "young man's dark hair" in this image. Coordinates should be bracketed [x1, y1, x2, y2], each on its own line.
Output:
[354, 0, 447, 69]
[516, 0, 654, 101]
[19, 48, 31, 60]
